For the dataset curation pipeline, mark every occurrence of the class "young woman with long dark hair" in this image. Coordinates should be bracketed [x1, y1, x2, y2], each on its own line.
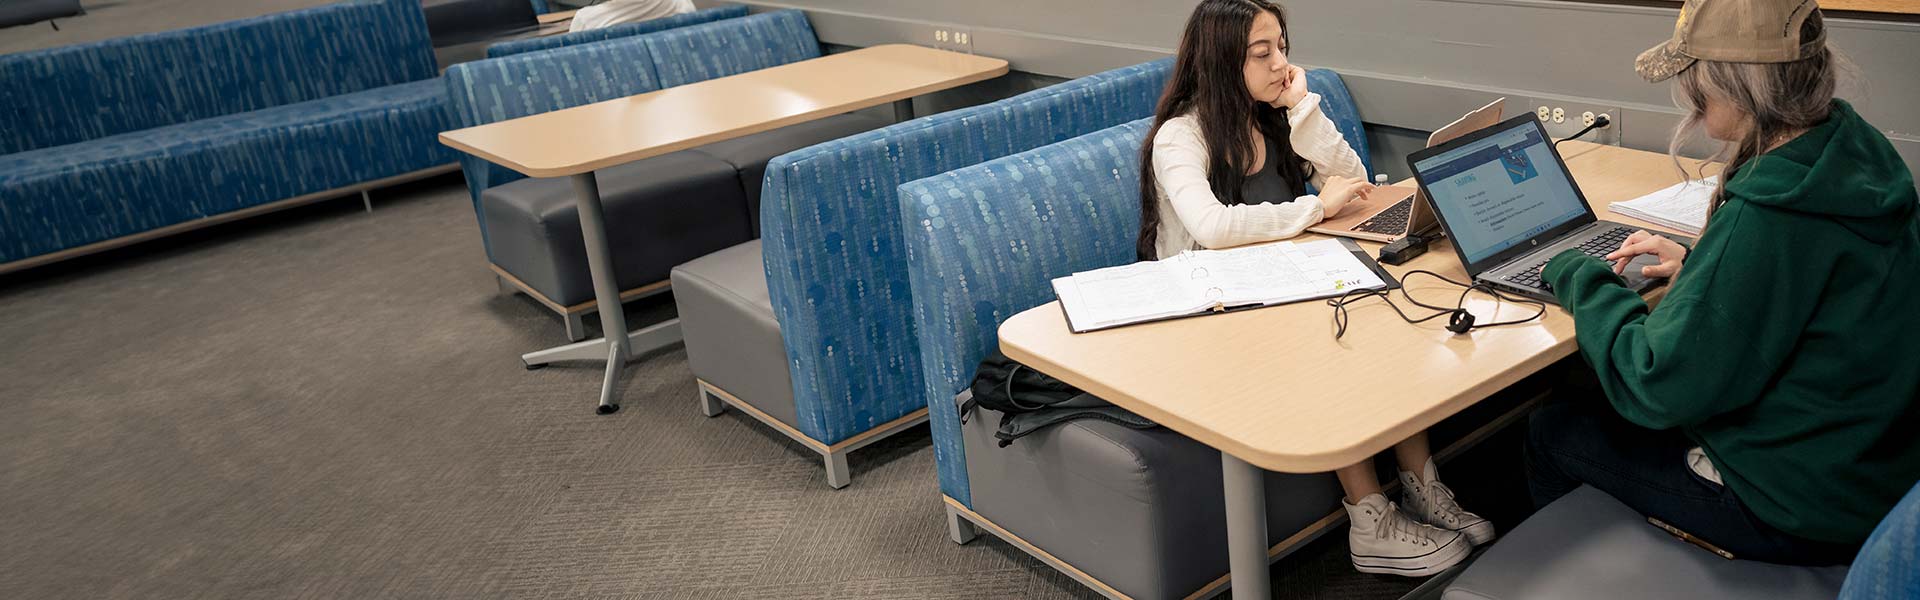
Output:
[1140, 0, 1490, 576]
[1531, 0, 1920, 565]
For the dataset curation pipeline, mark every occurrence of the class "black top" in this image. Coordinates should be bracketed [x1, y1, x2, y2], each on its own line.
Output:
[1239, 133, 1296, 205]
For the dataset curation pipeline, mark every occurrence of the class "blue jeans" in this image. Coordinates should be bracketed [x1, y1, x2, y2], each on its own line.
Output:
[1524, 393, 1857, 566]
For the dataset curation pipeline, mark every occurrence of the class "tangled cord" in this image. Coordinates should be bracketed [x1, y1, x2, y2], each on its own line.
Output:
[1327, 270, 1547, 339]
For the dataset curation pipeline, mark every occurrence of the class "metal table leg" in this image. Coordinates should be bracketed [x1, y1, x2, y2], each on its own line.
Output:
[892, 98, 915, 122]
[1223, 453, 1272, 599]
[517, 172, 684, 414]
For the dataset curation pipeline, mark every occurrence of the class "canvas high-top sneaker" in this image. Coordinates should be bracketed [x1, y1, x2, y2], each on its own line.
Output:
[1344, 492, 1471, 577]
[1399, 458, 1496, 546]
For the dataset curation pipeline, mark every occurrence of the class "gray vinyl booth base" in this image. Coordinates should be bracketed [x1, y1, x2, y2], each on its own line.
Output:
[483, 113, 890, 342]
[673, 240, 930, 489]
[1443, 485, 1849, 600]
[946, 391, 1544, 600]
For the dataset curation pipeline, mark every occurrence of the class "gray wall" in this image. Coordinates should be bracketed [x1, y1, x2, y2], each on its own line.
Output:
[718, 0, 1920, 181]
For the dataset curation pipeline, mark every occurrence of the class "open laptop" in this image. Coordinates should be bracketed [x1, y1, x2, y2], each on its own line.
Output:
[1309, 97, 1507, 243]
[1406, 113, 1666, 304]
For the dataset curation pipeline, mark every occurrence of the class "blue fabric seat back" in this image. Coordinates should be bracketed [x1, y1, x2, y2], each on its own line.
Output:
[485, 5, 750, 58]
[899, 119, 1152, 504]
[640, 9, 819, 88]
[1304, 68, 1374, 179]
[0, 0, 436, 156]
[444, 9, 818, 256]
[1840, 480, 1920, 599]
[442, 34, 662, 211]
[529, 0, 550, 14]
[758, 59, 1171, 448]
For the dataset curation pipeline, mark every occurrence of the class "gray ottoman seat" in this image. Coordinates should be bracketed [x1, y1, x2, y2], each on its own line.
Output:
[671, 240, 797, 429]
[696, 113, 893, 234]
[483, 149, 751, 311]
[483, 113, 888, 340]
[961, 393, 1346, 600]
[1445, 485, 1848, 600]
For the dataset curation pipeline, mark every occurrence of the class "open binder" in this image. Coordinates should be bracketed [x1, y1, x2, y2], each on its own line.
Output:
[1052, 238, 1399, 333]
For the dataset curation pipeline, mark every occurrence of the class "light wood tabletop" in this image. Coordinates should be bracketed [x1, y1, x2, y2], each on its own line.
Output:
[999, 141, 1718, 474]
[438, 44, 1010, 178]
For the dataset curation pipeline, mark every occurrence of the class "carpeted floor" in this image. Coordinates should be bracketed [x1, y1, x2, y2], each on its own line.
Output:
[0, 4, 1538, 598]
[0, 174, 1501, 599]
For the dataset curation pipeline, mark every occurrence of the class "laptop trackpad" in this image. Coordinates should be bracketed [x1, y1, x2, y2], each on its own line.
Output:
[1617, 254, 1664, 290]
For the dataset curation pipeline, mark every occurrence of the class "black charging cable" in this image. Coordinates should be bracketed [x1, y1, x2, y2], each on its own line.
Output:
[1552, 114, 1612, 150]
[1327, 270, 1546, 340]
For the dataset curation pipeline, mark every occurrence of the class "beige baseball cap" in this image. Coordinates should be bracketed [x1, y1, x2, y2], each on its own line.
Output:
[1635, 0, 1827, 82]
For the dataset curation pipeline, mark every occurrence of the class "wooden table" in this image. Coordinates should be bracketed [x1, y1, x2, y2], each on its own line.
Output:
[441, 44, 1008, 414]
[998, 141, 1712, 596]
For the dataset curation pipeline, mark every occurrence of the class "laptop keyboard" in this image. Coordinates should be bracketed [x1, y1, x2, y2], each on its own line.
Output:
[1352, 197, 1414, 235]
[1502, 226, 1634, 290]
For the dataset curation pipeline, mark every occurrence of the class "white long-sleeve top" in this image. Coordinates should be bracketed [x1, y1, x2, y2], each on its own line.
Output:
[1148, 92, 1368, 259]
[568, 0, 695, 32]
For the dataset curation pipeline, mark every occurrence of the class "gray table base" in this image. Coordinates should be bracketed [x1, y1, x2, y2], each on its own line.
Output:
[518, 172, 684, 414]
[1223, 453, 1272, 599]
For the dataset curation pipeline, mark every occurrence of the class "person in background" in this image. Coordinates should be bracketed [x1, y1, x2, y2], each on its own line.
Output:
[1531, 0, 1920, 565]
[567, 0, 693, 32]
[1137, 0, 1493, 577]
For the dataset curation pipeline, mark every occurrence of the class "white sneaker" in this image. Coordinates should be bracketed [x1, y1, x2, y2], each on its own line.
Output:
[1399, 458, 1496, 546]
[1345, 493, 1471, 577]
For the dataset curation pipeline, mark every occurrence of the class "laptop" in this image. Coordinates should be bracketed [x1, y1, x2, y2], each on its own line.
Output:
[1309, 97, 1507, 243]
[1406, 113, 1666, 304]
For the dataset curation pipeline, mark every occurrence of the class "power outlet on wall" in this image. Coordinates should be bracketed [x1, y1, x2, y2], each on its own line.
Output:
[930, 27, 975, 53]
[1529, 99, 1621, 146]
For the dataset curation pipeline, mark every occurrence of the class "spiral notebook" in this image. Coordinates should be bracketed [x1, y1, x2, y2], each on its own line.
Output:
[1052, 238, 1399, 333]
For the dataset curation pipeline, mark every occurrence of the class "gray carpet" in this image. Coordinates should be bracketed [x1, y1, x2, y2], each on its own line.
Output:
[0, 176, 1440, 599]
[2, 3, 1453, 598]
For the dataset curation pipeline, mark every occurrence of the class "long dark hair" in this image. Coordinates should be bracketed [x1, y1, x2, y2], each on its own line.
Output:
[1137, 0, 1310, 260]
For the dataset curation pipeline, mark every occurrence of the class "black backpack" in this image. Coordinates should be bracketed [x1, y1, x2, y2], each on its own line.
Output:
[962, 349, 1156, 447]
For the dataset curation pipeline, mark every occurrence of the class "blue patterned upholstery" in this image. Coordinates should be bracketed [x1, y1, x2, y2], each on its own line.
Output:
[485, 5, 749, 58]
[1840, 480, 1920, 599]
[899, 119, 1152, 505]
[528, 0, 550, 14]
[756, 59, 1171, 453]
[0, 0, 457, 267]
[0, 0, 436, 156]
[445, 9, 817, 257]
[640, 9, 819, 88]
[443, 35, 662, 236]
[1, 79, 455, 263]
[1304, 68, 1374, 179]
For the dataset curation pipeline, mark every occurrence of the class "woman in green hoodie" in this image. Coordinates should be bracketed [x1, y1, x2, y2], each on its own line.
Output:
[1527, 0, 1920, 565]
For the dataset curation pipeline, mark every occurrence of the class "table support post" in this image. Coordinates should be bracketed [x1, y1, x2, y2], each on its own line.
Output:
[573, 172, 627, 414]
[892, 98, 914, 122]
[1223, 453, 1272, 599]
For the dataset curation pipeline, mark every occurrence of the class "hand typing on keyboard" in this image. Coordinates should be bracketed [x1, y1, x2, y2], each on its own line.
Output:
[1605, 230, 1688, 279]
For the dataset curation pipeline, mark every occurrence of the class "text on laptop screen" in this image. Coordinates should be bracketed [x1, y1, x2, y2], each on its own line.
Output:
[1413, 123, 1588, 264]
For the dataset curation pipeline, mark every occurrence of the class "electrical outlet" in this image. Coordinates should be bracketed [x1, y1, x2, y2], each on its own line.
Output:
[1525, 98, 1623, 145]
[952, 28, 973, 53]
[934, 29, 949, 44]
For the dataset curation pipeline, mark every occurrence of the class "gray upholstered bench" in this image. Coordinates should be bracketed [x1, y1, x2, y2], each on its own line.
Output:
[954, 391, 1348, 600]
[671, 239, 798, 439]
[485, 114, 888, 340]
[1445, 485, 1849, 600]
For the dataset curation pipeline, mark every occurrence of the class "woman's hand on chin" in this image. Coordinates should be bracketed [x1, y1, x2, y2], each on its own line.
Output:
[1272, 65, 1309, 110]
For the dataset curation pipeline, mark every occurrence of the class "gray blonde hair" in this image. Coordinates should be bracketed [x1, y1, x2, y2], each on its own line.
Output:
[1669, 14, 1843, 219]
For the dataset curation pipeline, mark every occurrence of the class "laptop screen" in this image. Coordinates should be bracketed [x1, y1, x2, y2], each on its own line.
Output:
[1411, 119, 1590, 265]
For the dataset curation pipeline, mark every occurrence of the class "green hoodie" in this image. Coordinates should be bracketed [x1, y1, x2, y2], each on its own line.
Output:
[1543, 99, 1920, 545]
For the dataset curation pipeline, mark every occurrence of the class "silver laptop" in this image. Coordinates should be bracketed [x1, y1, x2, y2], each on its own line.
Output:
[1407, 114, 1666, 304]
